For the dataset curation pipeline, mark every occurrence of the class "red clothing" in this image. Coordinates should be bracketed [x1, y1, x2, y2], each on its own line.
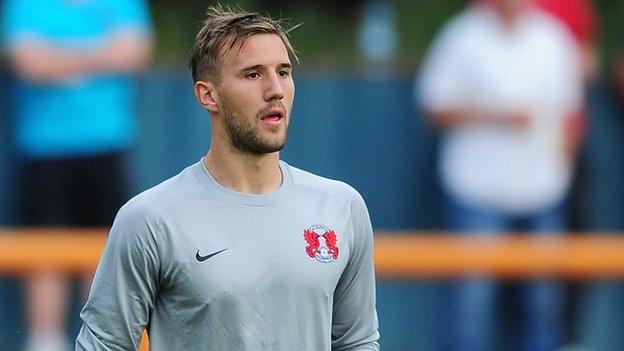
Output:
[535, 0, 598, 45]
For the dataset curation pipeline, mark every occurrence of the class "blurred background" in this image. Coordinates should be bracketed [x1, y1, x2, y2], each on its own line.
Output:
[1, 0, 624, 350]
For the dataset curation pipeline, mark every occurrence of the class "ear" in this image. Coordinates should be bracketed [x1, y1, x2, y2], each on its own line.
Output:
[194, 80, 219, 114]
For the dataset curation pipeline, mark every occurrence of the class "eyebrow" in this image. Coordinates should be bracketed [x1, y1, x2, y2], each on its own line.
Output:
[240, 62, 292, 72]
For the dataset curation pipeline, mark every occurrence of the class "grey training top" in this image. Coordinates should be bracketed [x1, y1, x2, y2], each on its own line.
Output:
[76, 159, 380, 350]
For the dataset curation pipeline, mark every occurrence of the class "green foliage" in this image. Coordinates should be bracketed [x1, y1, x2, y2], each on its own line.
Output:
[394, 0, 465, 60]
[151, 0, 253, 62]
[150, 0, 624, 70]
[595, 0, 624, 67]
[283, 3, 359, 62]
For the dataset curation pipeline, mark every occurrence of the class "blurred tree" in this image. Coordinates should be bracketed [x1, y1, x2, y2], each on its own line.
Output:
[147, 0, 624, 73]
[255, 0, 363, 17]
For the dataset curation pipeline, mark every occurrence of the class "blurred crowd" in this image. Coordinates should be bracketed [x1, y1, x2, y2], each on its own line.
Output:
[1, 0, 624, 350]
[1, 0, 152, 350]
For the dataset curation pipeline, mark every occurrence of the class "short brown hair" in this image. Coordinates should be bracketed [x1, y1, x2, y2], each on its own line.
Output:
[190, 5, 299, 83]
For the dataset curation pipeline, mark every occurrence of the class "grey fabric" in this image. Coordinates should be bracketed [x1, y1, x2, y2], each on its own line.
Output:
[76, 158, 379, 350]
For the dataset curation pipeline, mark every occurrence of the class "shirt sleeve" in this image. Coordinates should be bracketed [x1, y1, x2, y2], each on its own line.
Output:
[1, 0, 36, 48]
[75, 202, 161, 351]
[331, 190, 380, 351]
[550, 23, 584, 117]
[417, 18, 470, 113]
[107, 0, 152, 34]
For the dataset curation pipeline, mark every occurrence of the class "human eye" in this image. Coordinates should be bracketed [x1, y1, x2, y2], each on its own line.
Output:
[245, 71, 260, 80]
[278, 68, 291, 78]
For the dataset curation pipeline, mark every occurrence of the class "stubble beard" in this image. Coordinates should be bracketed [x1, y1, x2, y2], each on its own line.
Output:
[222, 105, 288, 155]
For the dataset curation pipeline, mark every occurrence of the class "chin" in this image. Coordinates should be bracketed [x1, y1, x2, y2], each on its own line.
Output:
[262, 141, 287, 153]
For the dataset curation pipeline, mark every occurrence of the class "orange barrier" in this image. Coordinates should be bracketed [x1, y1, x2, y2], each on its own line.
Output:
[0, 228, 106, 275]
[374, 232, 624, 279]
[0, 228, 150, 349]
[3, 228, 624, 350]
[3, 229, 624, 278]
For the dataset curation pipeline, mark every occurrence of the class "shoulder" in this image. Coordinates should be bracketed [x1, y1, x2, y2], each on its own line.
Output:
[1, 0, 39, 37]
[447, 7, 483, 29]
[116, 162, 203, 226]
[104, 0, 152, 27]
[284, 162, 366, 208]
[441, 7, 487, 38]
[426, 7, 487, 56]
[526, 9, 576, 43]
[523, 9, 578, 60]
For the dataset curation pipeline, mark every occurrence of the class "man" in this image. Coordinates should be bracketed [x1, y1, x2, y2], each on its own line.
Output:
[417, 0, 582, 350]
[76, 6, 380, 351]
[2, 0, 152, 350]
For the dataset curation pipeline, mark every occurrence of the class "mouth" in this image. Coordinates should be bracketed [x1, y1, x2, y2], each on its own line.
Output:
[260, 108, 285, 126]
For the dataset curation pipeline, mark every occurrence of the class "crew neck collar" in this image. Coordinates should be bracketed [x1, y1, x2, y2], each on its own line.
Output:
[193, 157, 293, 207]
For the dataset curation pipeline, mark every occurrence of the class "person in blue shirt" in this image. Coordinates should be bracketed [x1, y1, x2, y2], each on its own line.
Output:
[1, 0, 152, 350]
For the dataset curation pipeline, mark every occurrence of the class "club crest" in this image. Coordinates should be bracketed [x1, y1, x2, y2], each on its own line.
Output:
[303, 224, 339, 263]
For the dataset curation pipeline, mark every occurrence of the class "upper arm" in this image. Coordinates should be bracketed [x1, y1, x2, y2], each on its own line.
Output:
[331, 191, 380, 351]
[417, 20, 470, 114]
[108, 0, 152, 35]
[1, 0, 38, 50]
[76, 204, 161, 350]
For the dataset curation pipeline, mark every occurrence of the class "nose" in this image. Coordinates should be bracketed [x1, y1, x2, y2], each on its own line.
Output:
[264, 71, 284, 102]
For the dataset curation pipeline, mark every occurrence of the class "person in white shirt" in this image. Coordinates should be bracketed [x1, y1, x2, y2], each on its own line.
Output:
[418, 0, 582, 350]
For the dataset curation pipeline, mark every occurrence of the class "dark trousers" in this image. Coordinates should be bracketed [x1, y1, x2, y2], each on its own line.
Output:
[21, 152, 128, 227]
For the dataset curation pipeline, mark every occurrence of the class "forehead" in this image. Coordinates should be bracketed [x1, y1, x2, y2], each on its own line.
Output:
[222, 33, 291, 70]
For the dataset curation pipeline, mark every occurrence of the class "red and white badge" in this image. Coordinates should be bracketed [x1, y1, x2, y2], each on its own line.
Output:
[303, 224, 339, 263]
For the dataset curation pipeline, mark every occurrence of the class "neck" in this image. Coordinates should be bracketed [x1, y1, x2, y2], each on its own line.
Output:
[499, 11, 519, 29]
[479, 2, 523, 31]
[204, 144, 282, 195]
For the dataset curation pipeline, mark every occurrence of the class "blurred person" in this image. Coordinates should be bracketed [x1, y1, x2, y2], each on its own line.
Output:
[357, 0, 398, 63]
[535, 0, 599, 178]
[1, 0, 152, 350]
[417, 0, 583, 350]
[75, 6, 380, 351]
